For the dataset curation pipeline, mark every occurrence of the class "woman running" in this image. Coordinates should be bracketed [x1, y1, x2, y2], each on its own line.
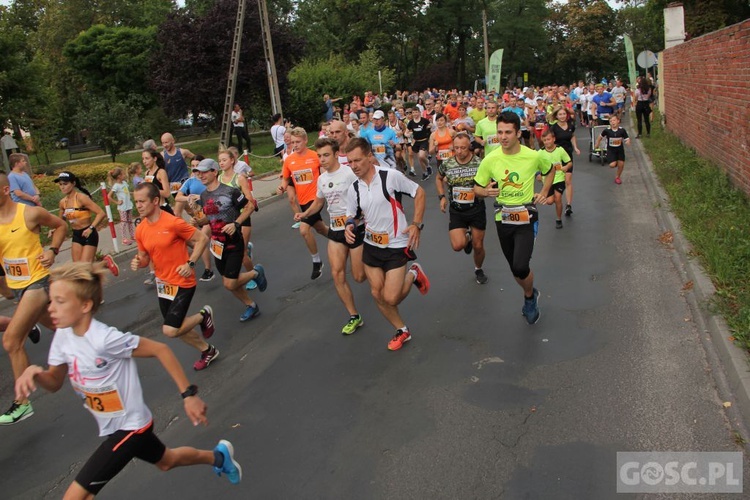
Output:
[548, 107, 580, 217]
[218, 149, 257, 276]
[429, 113, 456, 168]
[142, 149, 173, 215]
[55, 171, 106, 263]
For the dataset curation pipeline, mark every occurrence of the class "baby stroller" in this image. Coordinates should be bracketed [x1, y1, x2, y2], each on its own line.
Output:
[589, 123, 609, 165]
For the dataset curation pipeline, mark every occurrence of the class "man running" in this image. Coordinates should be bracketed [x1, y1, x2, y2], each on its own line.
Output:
[161, 132, 195, 194]
[0, 170, 67, 424]
[276, 127, 329, 280]
[344, 138, 430, 351]
[15, 262, 241, 498]
[435, 133, 489, 284]
[295, 138, 366, 335]
[361, 110, 398, 169]
[130, 182, 220, 371]
[474, 100, 501, 157]
[473, 112, 553, 325]
[327, 119, 352, 168]
[406, 108, 432, 180]
[196, 159, 268, 322]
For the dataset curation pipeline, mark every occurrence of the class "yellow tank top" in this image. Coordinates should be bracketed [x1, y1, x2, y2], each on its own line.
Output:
[0, 204, 49, 289]
[62, 193, 92, 226]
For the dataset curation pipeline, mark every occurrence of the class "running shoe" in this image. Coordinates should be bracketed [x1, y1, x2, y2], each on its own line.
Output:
[409, 169, 417, 177]
[246, 241, 254, 260]
[341, 315, 364, 335]
[475, 269, 488, 285]
[200, 306, 215, 339]
[240, 303, 260, 322]
[213, 439, 242, 485]
[245, 242, 257, 290]
[194, 345, 219, 371]
[102, 254, 119, 277]
[199, 269, 215, 282]
[245, 280, 258, 290]
[421, 172, 429, 181]
[522, 288, 541, 325]
[0, 401, 33, 425]
[555, 220, 563, 229]
[311, 262, 323, 280]
[122, 239, 133, 246]
[292, 221, 301, 229]
[615, 177, 622, 185]
[464, 230, 473, 254]
[28, 324, 41, 344]
[409, 263, 430, 295]
[565, 205, 573, 217]
[144, 272, 156, 285]
[253, 264, 267, 292]
[387, 328, 411, 351]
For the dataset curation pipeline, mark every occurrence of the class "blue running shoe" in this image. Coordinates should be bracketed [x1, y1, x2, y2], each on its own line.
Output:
[253, 264, 267, 292]
[522, 288, 541, 325]
[213, 439, 242, 485]
[245, 280, 258, 290]
[246, 241, 254, 260]
[240, 303, 260, 322]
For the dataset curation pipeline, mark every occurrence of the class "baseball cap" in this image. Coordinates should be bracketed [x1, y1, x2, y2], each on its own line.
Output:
[372, 110, 385, 119]
[193, 158, 218, 172]
[53, 171, 78, 183]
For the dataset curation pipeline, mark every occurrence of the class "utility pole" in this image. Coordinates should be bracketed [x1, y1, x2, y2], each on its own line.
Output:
[482, 8, 489, 90]
[220, 0, 247, 147]
[258, 0, 283, 117]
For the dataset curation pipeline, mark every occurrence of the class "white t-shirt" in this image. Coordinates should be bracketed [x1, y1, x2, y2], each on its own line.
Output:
[612, 86, 627, 103]
[111, 181, 133, 211]
[270, 125, 286, 147]
[316, 165, 358, 231]
[346, 167, 419, 249]
[231, 110, 244, 127]
[233, 160, 252, 176]
[48, 319, 152, 436]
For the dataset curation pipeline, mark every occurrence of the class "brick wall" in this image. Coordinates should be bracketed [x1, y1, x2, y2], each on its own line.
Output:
[663, 19, 750, 196]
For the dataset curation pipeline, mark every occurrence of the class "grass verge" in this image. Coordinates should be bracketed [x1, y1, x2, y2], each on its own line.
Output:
[640, 111, 750, 351]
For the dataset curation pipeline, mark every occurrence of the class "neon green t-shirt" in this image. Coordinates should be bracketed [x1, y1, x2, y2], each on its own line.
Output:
[538, 146, 571, 184]
[475, 117, 500, 155]
[468, 108, 486, 123]
[474, 145, 550, 216]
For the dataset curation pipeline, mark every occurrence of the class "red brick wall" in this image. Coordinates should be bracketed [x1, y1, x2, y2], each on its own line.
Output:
[663, 19, 750, 196]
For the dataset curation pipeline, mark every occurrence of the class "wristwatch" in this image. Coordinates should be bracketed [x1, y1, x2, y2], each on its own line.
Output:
[181, 384, 198, 399]
[438, 194, 446, 200]
[187, 260, 195, 268]
[49, 247, 59, 255]
[413, 222, 424, 230]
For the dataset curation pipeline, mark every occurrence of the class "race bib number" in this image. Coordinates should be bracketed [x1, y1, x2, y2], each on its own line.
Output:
[486, 135, 500, 146]
[330, 215, 347, 230]
[75, 383, 125, 417]
[170, 182, 182, 193]
[373, 144, 386, 155]
[210, 239, 224, 259]
[609, 137, 623, 147]
[63, 208, 75, 219]
[293, 168, 314, 185]
[500, 206, 531, 225]
[144, 175, 155, 183]
[535, 122, 545, 130]
[598, 113, 610, 120]
[155, 278, 178, 301]
[365, 228, 389, 247]
[452, 186, 475, 204]
[3, 257, 31, 282]
[438, 149, 453, 161]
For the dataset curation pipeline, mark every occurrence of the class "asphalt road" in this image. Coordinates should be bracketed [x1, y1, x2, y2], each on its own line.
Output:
[1, 120, 748, 499]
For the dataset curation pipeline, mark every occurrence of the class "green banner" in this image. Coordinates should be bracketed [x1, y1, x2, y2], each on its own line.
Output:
[487, 49, 503, 93]
[624, 34, 637, 86]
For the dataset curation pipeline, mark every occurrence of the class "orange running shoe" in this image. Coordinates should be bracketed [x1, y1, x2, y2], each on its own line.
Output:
[102, 254, 119, 277]
[409, 263, 430, 295]
[388, 328, 411, 351]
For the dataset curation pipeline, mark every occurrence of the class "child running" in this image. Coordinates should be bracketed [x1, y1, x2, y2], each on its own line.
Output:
[14, 262, 242, 498]
[595, 114, 631, 184]
[537, 130, 572, 228]
[108, 167, 135, 245]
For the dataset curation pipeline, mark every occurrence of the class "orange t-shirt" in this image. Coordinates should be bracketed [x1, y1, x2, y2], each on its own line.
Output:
[444, 104, 460, 121]
[135, 211, 196, 288]
[282, 149, 320, 205]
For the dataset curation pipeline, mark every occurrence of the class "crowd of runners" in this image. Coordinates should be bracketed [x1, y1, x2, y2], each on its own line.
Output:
[0, 78, 653, 496]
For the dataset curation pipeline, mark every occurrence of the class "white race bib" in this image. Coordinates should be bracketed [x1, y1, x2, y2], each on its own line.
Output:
[2, 257, 31, 282]
[452, 187, 475, 204]
[155, 278, 178, 301]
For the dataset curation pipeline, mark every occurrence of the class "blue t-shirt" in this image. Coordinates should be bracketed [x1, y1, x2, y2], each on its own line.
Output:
[502, 106, 527, 130]
[361, 126, 397, 160]
[179, 177, 206, 198]
[592, 92, 614, 115]
[8, 171, 37, 206]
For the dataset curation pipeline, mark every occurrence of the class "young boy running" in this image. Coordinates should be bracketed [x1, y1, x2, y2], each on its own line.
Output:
[15, 262, 241, 498]
[595, 115, 631, 184]
[537, 130, 572, 228]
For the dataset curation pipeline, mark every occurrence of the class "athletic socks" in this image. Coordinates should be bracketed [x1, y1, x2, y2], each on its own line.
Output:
[312, 254, 321, 263]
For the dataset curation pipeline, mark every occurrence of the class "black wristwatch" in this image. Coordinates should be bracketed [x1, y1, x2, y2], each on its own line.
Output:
[187, 260, 195, 269]
[233, 221, 241, 230]
[181, 384, 198, 399]
[438, 194, 446, 200]
[413, 222, 424, 230]
[49, 247, 59, 255]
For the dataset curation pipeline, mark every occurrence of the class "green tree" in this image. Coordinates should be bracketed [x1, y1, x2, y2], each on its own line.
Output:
[75, 92, 146, 161]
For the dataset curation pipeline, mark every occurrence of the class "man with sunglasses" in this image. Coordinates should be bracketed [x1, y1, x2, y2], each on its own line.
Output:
[343, 138, 430, 352]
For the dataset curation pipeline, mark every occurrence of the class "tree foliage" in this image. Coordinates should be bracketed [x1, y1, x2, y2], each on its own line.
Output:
[75, 91, 146, 161]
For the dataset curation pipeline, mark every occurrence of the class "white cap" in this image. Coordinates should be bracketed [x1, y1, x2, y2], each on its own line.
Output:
[372, 110, 385, 119]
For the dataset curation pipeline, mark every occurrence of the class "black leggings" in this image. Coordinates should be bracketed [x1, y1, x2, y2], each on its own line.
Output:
[635, 101, 651, 136]
[496, 221, 535, 280]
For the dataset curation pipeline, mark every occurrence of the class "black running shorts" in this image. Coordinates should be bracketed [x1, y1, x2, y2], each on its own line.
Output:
[214, 248, 244, 280]
[327, 225, 365, 249]
[448, 204, 487, 231]
[362, 244, 415, 272]
[158, 285, 196, 329]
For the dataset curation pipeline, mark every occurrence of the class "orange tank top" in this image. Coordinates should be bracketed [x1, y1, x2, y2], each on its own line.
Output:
[435, 128, 454, 161]
[0, 204, 49, 289]
[62, 193, 91, 226]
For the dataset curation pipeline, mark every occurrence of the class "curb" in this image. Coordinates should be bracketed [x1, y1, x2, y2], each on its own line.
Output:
[630, 127, 750, 437]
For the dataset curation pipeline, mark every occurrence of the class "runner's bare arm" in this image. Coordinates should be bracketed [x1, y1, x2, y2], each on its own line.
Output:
[186, 226, 209, 263]
[16, 364, 68, 399]
[132, 338, 208, 426]
[155, 169, 171, 200]
[81, 193, 106, 230]
[180, 148, 194, 161]
[405, 186, 426, 250]
[295, 196, 325, 221]
[29, 207, 66, 266]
